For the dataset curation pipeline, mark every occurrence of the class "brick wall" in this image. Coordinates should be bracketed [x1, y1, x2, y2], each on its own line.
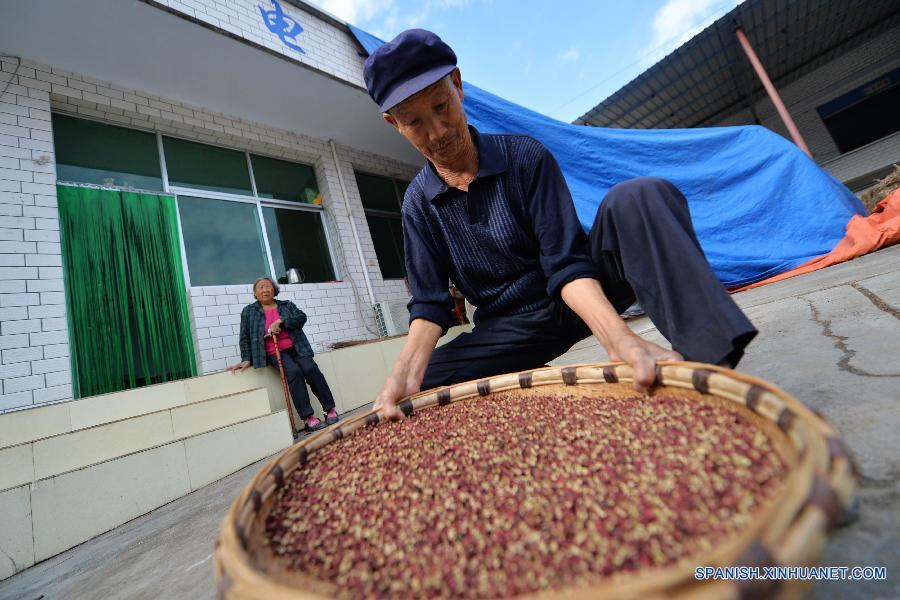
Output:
[713, 26, 900, 182]
[329, 141, 418, 308]
[0, 51, 419, 409]
[145, 0, 368, 88]
[188, 281, 382, 372]
[0, 57, 71, 411]
[820, 131, 900, 186]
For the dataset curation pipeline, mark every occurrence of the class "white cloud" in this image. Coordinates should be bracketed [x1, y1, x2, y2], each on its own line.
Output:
[641, 0, 740, 64]
[557, 47, 581, 63]
[306, 0, 475, 29]
[405, 2, 433, 28]
[306, 0, 395, 24]
[436, 0, 472, 7]
[370, 11, 400, 40]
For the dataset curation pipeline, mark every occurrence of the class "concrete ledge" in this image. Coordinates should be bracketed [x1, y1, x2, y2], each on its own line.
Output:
[30, 441, 193, 562]
[0, 368, 284, 449]
[183, 370, 281, 405]
[184, 411, 292, 490]
[0, 444, 34, 492]
[68, 380, 187, 431]
[0, 485, 33, 580]
[23, 409, 292, 566]
[0, 403, 71, 450]
[171, 388, 271, 439]
[32, 411, 176, 481]
[3, 387, 272, 484]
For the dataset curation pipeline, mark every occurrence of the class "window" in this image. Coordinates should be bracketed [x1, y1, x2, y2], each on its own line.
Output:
[251, 154, 320, 203]
[366, 216, 405, 280]
[52, 114, 163, 191]
[263, 207, 335, 283]
[817, 67, 900, 154]
[355, 172, 408, 279]
[52, 115, 338, 287]
[162, 137, 253, 195]
[177, 196, 269, 286]
[356, 172, 403, 211]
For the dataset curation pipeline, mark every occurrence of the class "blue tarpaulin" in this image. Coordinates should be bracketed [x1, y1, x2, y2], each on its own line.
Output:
[349, 26, 865, 287]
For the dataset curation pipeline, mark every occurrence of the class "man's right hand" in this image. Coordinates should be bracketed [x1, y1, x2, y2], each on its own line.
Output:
[373, 375, 416, 421]
[373, 319, 442, 420]
[226, 360, 252, 373]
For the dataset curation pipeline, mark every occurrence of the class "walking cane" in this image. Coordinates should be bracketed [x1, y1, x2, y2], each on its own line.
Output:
[269, 331, 298, 435]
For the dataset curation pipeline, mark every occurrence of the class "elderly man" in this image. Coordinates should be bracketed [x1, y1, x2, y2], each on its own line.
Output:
[365, 29, 756, 419]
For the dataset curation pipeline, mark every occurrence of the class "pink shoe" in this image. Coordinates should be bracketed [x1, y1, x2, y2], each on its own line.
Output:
[304, 416, 325, 432]
[325, 408, 339, 425]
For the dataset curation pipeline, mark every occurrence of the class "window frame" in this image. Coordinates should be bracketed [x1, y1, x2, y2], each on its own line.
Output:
[816, 67, 900, 155]
[52, 113, 165, 192]
[355, 170, 408, 280]
[161, 134, 339, 288]
[49, 112, 339, 288]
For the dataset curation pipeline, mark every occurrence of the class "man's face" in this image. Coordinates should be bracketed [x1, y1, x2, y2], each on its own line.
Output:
[384, 70, 469, 166]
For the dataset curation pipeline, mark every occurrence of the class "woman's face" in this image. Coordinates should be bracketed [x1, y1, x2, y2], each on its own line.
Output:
[255, 280, 276, 303]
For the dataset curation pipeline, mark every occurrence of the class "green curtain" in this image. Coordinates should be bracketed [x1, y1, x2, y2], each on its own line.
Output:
[57, 185, 197, 398]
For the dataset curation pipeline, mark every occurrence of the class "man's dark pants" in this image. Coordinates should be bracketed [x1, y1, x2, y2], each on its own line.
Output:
[266, 347, 336, 418]
[421, 177, 757, 389]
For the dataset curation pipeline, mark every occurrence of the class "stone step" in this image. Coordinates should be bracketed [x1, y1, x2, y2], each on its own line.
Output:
[0, 368, 283, 451]
[0, 410, 292, 580]
[1, 387, 273, 492]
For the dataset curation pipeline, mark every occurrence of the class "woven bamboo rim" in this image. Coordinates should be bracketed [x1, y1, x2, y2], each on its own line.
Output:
[214, 362, 858, 600]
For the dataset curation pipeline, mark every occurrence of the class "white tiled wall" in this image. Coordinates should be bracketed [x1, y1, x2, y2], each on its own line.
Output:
[146, 0, 369, 88]
[0, 39, 418, 408]
[821, 131, 900, 186]
[0, 58, 71, 411]
[330, 141, 416, 307]
[712, 26, 900, 181]
[188, 281, 382, 373]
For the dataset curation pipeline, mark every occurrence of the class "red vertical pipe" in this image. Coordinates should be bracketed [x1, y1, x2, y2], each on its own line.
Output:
[735, 26, 812, 157]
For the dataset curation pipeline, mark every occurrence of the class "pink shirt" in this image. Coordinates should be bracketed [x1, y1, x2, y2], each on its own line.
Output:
[263, 307, 293, 356]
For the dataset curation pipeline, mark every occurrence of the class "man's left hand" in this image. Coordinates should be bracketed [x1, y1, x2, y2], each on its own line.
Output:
[560, 278, 682, 393]
[606, 331, 682, 393]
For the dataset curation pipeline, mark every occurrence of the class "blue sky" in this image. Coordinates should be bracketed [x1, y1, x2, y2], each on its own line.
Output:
[308, 0, 743, 122]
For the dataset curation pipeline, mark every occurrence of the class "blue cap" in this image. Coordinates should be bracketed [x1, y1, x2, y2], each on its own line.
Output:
[363, 29, 458, 113]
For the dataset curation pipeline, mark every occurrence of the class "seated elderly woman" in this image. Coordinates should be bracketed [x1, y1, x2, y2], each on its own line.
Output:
[227, 276, 337, 433]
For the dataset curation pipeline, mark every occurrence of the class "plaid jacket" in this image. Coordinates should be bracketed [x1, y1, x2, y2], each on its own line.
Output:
[239, 299, 314, 368]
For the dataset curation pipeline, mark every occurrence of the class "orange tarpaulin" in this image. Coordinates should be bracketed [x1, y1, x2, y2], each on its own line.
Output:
[734, 188, 900, 291]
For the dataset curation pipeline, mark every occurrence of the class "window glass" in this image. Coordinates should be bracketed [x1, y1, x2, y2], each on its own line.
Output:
[177, 195, 268, 285]
[366, 215, 405, 279]
[262, 207, 335, 283]
[355, 172, 401, 211]
[819, 85, 900, 153]
[355, 172, 408, 279]
[395, 179, 409, 202]
[52, 114, 163, 190]
[251, 154, 320, 203]
[163, 137, 252, 195]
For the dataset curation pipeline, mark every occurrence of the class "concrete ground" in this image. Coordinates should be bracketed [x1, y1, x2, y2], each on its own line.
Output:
[2, 245, 898, 600]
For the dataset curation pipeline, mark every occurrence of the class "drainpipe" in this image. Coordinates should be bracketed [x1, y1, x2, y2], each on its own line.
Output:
[735, 26, 812, 157]
[328, 139, 377, 306]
